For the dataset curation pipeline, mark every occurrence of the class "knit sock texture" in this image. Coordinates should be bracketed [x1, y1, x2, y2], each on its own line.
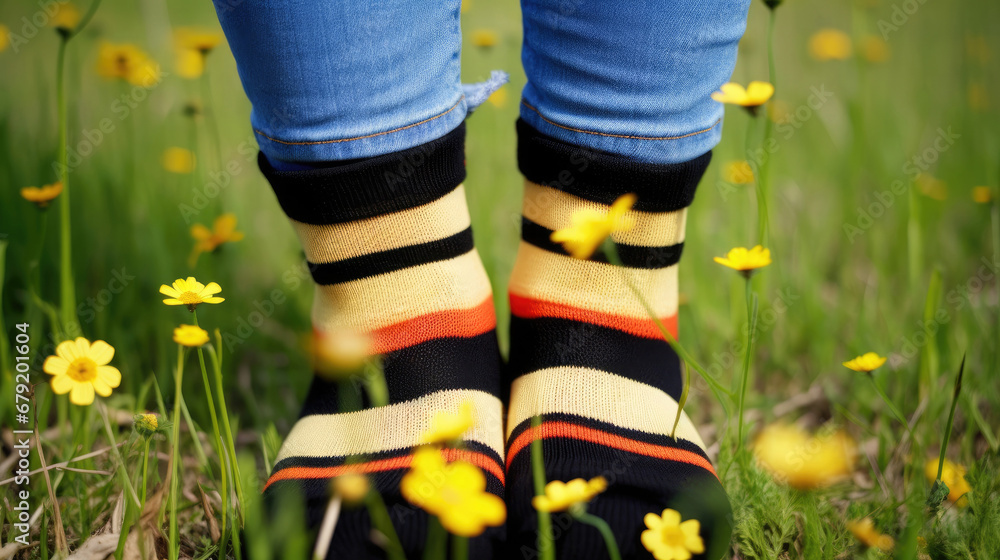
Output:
[504, 120, 731, 560]
[258, 124, 505, 559]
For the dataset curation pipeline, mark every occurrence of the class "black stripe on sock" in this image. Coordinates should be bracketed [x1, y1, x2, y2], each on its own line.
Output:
[260, 123, 467, 225]
[507, 316, 683, 400]
[517, 119, 710, 213]
[520, 217, 684, 269]
[300, 332, 502, 416]
[309, 227, 475, 285]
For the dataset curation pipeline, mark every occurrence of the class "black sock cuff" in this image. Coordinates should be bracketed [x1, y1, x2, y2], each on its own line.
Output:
[259, 123, 467, 225]
[516, 119, 711, 212]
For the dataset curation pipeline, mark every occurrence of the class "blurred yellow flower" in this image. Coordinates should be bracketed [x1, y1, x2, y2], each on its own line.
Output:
[175, 47, 205, 79]
[965, 35, 990, 64]
[401, 446, 506, 537]
[471, 29, 498, 48]
[190, 213, 244, 265]
[713, 245, 771, 276]
[551, 193, 636, 259]
[311, 328, 371, 379]
[843, 352, 887, 373]
[753, 423, 856, 490]
[0, 24, 10, 53]
[51, 3, 81, 32]
[860, 35, 890, 63]
[173, 324, 209, 347]
[333, 473, 370, 505]
[422, 400, 475, 444]
[21, 182, 63, 208]
[809, 29, 852, 61]
[846, 518, 894, 551]
[722, 160, 754, 184]
[711, 81, 774, 112]
[160, 277, 225, 311]
[925, 458, 971, 506]
[487, 86, 508, 108]
[968, 83, 989, 112]
[96, 42, 161, 87]
[640, 508, 704, 560]
[134, 413, 159, 437]
[532, 477, 606, 513]
[916, 173, 948, 201]
[972, 186, 992, 204]
[162, 147, 196, 174]
[175, 27, 223, 54]
[43, 337, 122, 406]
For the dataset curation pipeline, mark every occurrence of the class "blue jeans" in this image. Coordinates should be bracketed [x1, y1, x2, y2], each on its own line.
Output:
[213, 0, 750, 164]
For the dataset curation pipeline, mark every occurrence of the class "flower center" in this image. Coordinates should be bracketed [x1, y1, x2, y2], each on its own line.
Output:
[179, 291, 202, 304]
[67, 357, 98, 382]
[661, 526, 686, 548]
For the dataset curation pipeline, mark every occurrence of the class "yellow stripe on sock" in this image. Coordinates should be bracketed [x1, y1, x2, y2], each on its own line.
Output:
[522, 181, 687, 248]
[508, 242, 678, 319]
[290, 185, 472, 264]
[313, 249, 493, 332]
[507, 366, 706, 450]
[275, 389, 505, 462]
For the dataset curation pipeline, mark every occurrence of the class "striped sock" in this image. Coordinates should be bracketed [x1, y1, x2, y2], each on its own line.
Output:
[257, 124, 506, 559]
[505, 120, 731, 560]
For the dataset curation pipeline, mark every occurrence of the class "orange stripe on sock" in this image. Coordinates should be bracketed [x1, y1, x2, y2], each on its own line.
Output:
[509, 293, 678, 340]
[369, 297, 497, 355]
[505, 421, 716, 478]
[263, 448, 505, 492]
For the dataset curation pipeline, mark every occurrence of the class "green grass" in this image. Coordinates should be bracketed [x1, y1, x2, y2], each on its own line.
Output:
[1, 0, 999, 557]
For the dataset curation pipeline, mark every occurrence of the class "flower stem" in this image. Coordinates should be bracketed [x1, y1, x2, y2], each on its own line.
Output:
[365, 490, 406, 560]
[55, 34, 77, 339]
[868, 374, 909, 429]
[423, 516, 447, 560]
[757, 7, 777, 246]
[206, 343, 245, 526]
[575, 512, 621, 560]
[451, 535, 469, 560]
[736, 278, 759, 447]
[169, 345, 185, 560]
[531, 415, 555, 560]
[935, 355, 965, 481]
[33, 395, 68, 555]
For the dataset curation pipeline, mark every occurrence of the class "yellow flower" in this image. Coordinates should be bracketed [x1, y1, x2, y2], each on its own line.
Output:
[96, 42, 161, 87]
[21, 182, 63, 208]
[173, 324, 210, 347]
[965, 35, 990, 65]
[842, 352, 887, 373]
[175, 48, 205, 79]
[159, 277, 225, 311]
[174, 27, 223, 54]
[51, 3, 81, 32]
[924, 458, 971, 506]
[972, 186, 992, 204]
[162, 147, 196, 174]
[422, 400, 475, 444]
[808, 29, 853, 61]
[311, 328, 372, 379]
[846, 518, 894, 551]
[916, 173, 948, 201]
[713, 245, 771, 276]
[711, 81, 774, 113]
[487, 86, 508, 108]
[532, 477, 607, 513]
[471, 29, 498, 48]
[753, 423, 856, 490]
[333, 473, 370, 506]
[550, 194, 636, 259]
[860, 35, 890, 63]
[401, 446, 506, 537]
[42, 337, 122, 406]
[191, 213, 244, 253]
[640, 508, 705, 560]
[0, 24, 10, 53]
[968, 83, 989, 112]
[134, 413, 159, 437]
[722, 160, 754, 184]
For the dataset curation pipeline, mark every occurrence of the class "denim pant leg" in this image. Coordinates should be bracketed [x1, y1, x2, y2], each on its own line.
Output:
[520, 0, 752, 164]
[212, 0, 466, 162]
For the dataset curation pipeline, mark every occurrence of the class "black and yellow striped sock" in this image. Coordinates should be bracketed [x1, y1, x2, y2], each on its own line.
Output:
[258, 124, 505, 559]
[504, 120, 731, 560]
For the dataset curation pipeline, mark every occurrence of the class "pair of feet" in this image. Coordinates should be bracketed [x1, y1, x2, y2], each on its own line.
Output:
[258, 122, 730, 559]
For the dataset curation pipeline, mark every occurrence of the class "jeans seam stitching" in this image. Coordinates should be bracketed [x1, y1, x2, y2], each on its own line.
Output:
[253, 96, 465, 146]
[521, 100, 720, 141]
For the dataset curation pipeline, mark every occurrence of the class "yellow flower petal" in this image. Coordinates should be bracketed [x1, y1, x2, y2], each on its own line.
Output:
[50, 374, 75, 394]
[88, 339, 115, 365]
[97, 365, 122, 388]
[69, 381, 95, 406]
[43, 356, 70, 377]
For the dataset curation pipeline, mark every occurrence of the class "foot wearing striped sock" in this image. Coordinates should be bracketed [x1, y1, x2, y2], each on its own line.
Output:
[505, 121, 732, 560]
[258, 124, 506, 559]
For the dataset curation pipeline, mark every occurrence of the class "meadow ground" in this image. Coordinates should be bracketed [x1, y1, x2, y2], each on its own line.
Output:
[1, 0, 998, 558]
